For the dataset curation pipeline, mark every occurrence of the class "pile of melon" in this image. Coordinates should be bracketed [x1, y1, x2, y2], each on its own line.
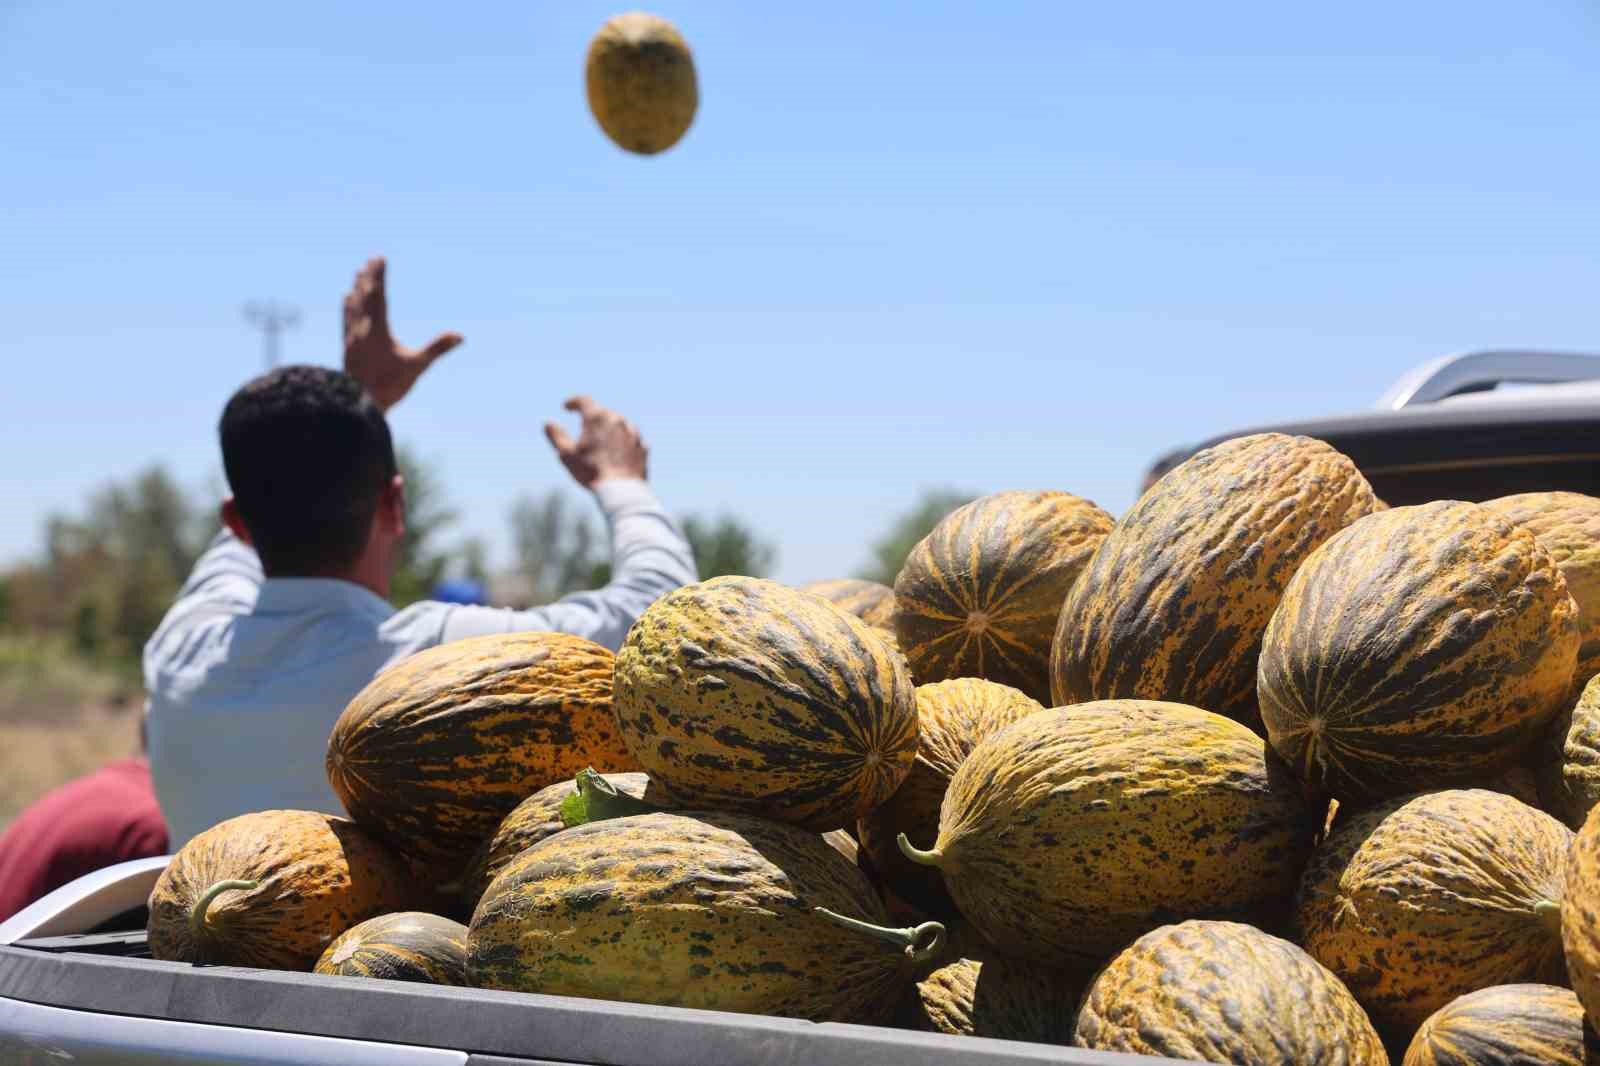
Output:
[146, 434, 1600, 1065]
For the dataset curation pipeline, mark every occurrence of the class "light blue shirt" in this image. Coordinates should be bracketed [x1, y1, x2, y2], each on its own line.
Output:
[144, 478, 696, 849]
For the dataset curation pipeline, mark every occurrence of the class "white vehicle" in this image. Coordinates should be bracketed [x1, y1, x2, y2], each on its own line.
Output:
[1144, 349, 1600, 502]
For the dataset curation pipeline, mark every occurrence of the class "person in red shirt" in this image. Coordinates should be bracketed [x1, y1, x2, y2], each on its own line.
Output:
[0, 743, 169, 921]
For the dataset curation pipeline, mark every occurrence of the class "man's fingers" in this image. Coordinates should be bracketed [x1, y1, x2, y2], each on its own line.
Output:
[360, 257, 387, 317]
[544, 421, 577, 457]
[563, 394, 598, 417]
[417, 332, 464, 364]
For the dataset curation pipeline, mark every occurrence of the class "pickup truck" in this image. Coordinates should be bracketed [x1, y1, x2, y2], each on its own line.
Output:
[3, 349, 1598, 1066]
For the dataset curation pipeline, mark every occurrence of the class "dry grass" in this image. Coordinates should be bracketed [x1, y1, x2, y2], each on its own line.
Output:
[0, 636, 144, 828]
[0, 706, 143, 827]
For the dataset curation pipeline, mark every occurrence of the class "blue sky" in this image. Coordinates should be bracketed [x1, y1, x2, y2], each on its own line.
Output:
[3, 2, 1598, 584]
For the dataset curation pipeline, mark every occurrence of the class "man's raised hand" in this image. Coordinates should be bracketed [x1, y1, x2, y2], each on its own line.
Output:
[342, 257, 462, 411]
[544, 396, 650, 489]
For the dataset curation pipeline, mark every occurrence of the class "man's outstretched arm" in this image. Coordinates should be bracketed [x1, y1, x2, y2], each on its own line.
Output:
[417, 395, 697, 651]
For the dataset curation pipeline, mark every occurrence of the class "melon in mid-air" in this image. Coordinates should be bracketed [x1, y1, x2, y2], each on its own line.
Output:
[585, 13, 698, 155]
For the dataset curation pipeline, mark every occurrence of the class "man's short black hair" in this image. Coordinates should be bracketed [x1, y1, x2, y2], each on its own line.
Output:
[220, 365, 396, 575]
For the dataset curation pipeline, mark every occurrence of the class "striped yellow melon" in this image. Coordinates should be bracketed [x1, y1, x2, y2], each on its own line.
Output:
[326, 632, 636, 870]
[1562, 805, 1600, 1035]
[1259, 502, 1580, 803]
[1299, 790, 1571, 1033]
[901, 953, 1076, 1043]
[314, 912, 469, 985]
[1484, 491, 1600, 698]
[1052, 433, 1378, 732]
[1074, 920, 1387, 1065]
[1404, 984, 1597, 1066]
[857, 679, 1044, 918]
[801, 578, 896, 631]
[612, 577, 917, 831]
[462, 772, 669, 906]
[899, 701, 1313, 969]
[585, 13, 697, 155]
[893, 491, 1112, 703]
[467, 810, 943, 1022]
[1540, 678, 1600, 830]
[148, 810, 418, 970]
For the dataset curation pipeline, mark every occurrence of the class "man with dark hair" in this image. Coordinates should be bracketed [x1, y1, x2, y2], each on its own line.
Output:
[144, 258, 696, 848]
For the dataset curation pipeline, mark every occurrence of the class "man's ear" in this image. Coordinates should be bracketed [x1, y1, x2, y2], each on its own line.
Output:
[383, 474, 407, 537]
[220, 497, 253, 545]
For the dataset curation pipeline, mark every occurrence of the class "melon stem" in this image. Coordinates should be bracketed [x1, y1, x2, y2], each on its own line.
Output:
[1534, 899, 1564, 937]
[812, 907, 946, 963]
[189, 879, 259, 939]
[896, 833, 943, 868]
[563, 767, 659, 828]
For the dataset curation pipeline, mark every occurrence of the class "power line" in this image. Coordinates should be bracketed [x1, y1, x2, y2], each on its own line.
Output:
[242, 302, 300, 371]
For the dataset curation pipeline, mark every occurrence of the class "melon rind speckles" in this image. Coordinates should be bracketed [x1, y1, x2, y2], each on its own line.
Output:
[920, 700, 1313, 969]
[1536, 676, 1600, 831]
[1298, 789, 1572, 1034]
[1403, 984, 1598, 1066]
[147, 810, 419, 970]
[313, 912, 470, 986]
[466, 810, 912, 1023]
[326, 632, 634, 870]
[1562, 805, 1600, 1036]
[902, 953, 1076, 1043]
[1051, 433, 1378, 733]
[1483, 491, 1600, 699]
[894, 490, 1113, 704]
[857, 678, 1044, 919]
[612, 576, 918, 831]
[585, 13, 697, 156]
[800, 578, 897, 632]
[462, 772, 668, 907]
[1073, 920, 1388, 1065]
[1258, 501, 1580, 803]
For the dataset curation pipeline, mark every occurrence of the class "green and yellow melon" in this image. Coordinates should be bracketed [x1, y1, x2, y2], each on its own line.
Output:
[1538, 676, 1600, 830]
[1259, 502, 1580, 802]
[313, 912, 469, 986]
[898, 701, 1314, 969]
[894, 491, 1112, 704]
[585, 12, 697, 155]
[612, 577, 917, 831]
[801, 578, 896, 632]
[1483, 491, 1600, 698]
[1403, 984, 1598, 1066]
[326, 632, 636, 871]
[467, 810, 944, 1022]
[1073, 920, 1387, 1065]
[148, 810, 418, 970]
[900, 953, 1075, 1044]
[1051, 433, 1378, 732]
[1299, 789, 1571, 1034]
[1562, 805, 1600, 1035]
[463, 771, 668, 906]
[857, 678, 1044, 918]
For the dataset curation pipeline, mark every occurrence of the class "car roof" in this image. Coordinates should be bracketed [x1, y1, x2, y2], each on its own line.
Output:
[1159, 350, 1600, 504]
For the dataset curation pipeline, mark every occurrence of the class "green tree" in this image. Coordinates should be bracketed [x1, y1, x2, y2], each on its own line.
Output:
[390, 445, 462, 607]
[681, 514, 777, 579]
[10, 465, 212, 666]
[459, 536, 490, 586]
[858, 488, 976, 585]
[508, 490, 604, 604]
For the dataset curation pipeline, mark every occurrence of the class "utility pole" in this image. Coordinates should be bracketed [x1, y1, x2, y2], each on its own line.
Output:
[242, 302, 300, 371]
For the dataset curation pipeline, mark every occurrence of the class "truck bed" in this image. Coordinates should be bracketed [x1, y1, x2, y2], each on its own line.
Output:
[0, 927, 1178, 1065]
